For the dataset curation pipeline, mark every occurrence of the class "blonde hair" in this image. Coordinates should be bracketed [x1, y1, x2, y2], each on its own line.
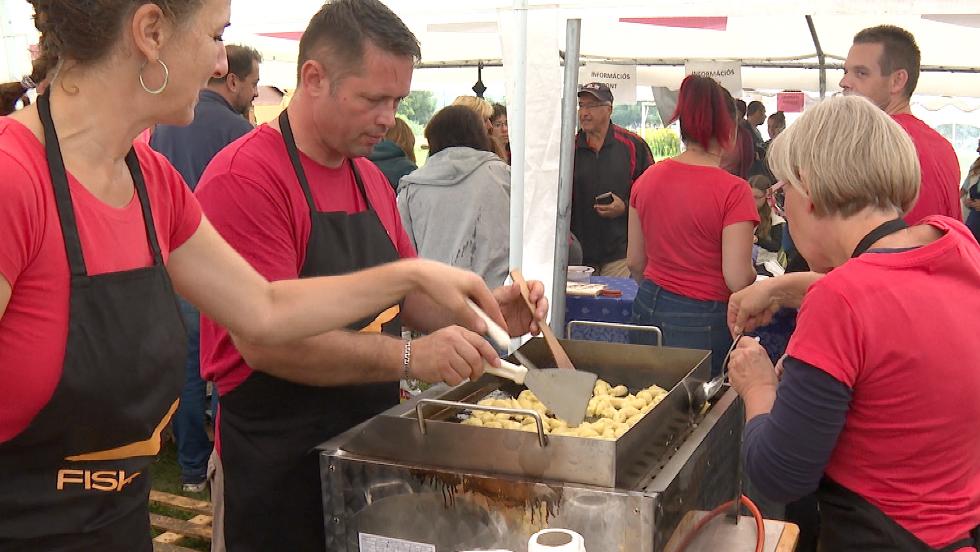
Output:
[452, 95, 493, 120]
[386, 117, 416, 164]
[766, 96, 920, 218]
[452, 95, 508, 160]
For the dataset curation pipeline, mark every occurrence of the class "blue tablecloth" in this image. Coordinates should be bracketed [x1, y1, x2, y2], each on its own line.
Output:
[564, 276, 638, 343]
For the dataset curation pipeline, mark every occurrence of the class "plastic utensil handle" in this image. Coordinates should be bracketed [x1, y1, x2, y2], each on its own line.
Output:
[466, 298, 511, 349]
[483, 358, 527, 385]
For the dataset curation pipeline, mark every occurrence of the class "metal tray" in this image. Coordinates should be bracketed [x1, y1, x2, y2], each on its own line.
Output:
[340, 338, 711, 488]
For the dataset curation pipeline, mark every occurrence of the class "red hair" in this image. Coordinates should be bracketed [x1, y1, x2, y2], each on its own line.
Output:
[670, 75, 736, 151]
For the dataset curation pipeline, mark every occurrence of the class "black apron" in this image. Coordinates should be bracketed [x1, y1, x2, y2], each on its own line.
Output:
[0, 93, 186, 551]
[219, 109, 402, 551]
[816, 218, 979, 552]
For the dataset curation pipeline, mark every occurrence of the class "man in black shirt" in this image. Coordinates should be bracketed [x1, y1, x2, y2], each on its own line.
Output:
[572, 83, 653, 277]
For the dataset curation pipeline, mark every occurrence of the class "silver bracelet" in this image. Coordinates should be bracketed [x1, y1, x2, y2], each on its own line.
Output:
[401, 339, 412, 380]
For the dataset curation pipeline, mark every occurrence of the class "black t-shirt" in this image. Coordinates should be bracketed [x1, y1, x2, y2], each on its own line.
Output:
[571, 124, 653, 266]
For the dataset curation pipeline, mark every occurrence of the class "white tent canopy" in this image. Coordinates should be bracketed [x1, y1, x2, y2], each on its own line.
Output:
[226, 1, 980, 97]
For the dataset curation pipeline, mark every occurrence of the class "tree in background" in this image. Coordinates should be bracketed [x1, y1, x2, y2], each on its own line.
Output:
[611, 103, 664, 129]
[398, 91, 437, 126]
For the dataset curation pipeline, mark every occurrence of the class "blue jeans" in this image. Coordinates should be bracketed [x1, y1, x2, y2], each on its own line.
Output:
[173, 297, 212, 484]
[967, 210, 980, 243]
[630, 280, 731, 377]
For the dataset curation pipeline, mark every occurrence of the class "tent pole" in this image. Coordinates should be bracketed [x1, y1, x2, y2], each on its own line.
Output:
[550, 18, 581, 338]
[805, 15, 826, 99]
[509, 0, 528, 275]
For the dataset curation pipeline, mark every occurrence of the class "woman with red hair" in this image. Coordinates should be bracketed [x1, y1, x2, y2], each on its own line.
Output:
[627, 75, 758, 375]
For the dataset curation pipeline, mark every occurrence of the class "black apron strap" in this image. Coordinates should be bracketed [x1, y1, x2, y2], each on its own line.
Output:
[38, 92, 165, 272]
[278, 108, 375, 215]
[125, 151, 165, 267]
[851, 218, 909, 258]
[37, 91, 87, 278]
[278, 109, 318, 213]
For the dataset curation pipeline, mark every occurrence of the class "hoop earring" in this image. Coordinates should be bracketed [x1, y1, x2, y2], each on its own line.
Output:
[139, 59, 169, 95]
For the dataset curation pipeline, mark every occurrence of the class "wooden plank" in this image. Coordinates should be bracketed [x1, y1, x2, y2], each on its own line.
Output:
[153, 532, 184, 544]
[776, 522, 800, 552]
[149, 490, 212, 516]
[149, 513, 212, 541]
[153, 542, 200, 552]
[187, 514, 212, 526]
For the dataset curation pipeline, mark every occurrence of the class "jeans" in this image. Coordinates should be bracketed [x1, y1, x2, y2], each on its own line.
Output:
[630, 280, 731, 377]
[967, 210, 980, 243]
[174, 297, 212, 484]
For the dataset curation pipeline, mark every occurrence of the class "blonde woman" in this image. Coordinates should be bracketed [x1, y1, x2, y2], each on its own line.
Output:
[452, 95, 508, 161]
[727, 96, 980, 551]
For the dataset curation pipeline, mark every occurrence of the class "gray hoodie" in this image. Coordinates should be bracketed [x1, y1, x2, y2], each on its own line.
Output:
[397, 147, 511, 288]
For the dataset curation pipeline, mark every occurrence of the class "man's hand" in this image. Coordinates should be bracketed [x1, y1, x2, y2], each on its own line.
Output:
[965, 197, 980, 211]
[594, 193, 626, 219]
[408, 326, 500, 386]
[492, 280, 549, 336]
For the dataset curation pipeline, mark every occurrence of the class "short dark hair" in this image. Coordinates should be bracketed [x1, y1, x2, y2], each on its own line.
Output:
[747, 100, 765, 116]
[768, 111, 786, 129]
[297, 0, 421, 85]
[670, 75, 736, 152]
[425, 105, 492, 156]
[853, 25, 921, 99]
[735, 99, 747, 118]
[491, 102, 507, 121]
[210, 44, 262, 85]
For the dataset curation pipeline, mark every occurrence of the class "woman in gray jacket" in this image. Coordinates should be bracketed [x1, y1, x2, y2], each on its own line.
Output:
[398, 106, 511, 287]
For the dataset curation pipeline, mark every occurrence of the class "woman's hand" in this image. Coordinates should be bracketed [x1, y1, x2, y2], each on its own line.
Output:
[727, 278, 781, 335]
[728, 336, 778, 420]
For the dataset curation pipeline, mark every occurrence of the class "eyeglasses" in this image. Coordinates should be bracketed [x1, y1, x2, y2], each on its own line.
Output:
[766, 181, 786, 216]
[578, 102, 611, 111]
[492, 120, 508, 129]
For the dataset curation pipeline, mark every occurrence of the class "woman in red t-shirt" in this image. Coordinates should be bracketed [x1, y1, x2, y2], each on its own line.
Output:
[627, 75, 758, 376]
[728, 96, 980, 551]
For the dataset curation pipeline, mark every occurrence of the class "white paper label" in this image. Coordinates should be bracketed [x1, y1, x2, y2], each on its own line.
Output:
[684, 60, 743, 97]
[358, 532, 436, 552]
[578, 63, 637, 105]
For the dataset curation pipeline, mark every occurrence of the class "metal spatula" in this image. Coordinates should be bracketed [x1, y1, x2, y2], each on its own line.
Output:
[467, 300, 596, 427]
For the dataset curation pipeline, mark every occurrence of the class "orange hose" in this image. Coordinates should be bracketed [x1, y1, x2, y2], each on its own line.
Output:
[674, 495, 765, 552]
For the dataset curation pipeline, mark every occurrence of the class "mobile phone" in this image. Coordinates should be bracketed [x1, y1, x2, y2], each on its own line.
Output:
[594, 192, 614, 205]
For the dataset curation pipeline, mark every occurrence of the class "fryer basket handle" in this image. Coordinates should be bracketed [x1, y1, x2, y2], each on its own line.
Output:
[415, 398, 549, 447]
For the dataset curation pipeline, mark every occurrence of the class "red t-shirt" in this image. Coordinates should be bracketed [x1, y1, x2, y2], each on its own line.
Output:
[787, 216, 980, 548]
[0, 118, 203, 443]
[195, 124, 416, 396]
[630, 159, 759, 302]
[894, 114, 962, 224]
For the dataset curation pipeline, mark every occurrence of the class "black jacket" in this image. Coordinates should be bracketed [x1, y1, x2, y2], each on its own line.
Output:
[572, 123, 653, 267]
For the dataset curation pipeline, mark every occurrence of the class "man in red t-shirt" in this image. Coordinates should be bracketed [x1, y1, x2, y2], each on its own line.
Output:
[840, 25, 961, 224]
[194, 2, 546, 551]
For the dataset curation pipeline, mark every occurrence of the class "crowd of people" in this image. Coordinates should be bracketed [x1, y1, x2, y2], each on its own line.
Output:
[0, 1, 978, 552]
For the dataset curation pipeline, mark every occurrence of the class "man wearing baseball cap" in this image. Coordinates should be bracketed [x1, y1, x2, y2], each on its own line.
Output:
[572, 82, 653, 277]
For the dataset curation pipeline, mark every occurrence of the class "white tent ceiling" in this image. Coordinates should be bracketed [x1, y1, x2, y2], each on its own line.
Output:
[226, 1, 980, 97]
